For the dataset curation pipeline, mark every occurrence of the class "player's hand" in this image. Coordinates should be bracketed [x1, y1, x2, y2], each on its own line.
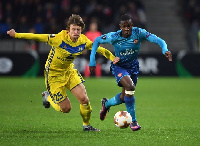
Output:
[7, 29, 16, 38]
[113, 57, 120, 64]
[165, 51, 172, 61]
[89, 66, 96, 73]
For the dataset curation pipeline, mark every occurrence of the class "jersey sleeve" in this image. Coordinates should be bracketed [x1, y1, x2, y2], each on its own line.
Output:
[47, 32, 62, 47]
[85, 36, 115, 63]
[84, 37, 93, 50]
[98, 32, 116, 44]
[89, 32, 116, 67]
[15, 32, 62, 48]
[96, 46, 115, 61]
[139, 28, 168, 54]
[15, 33, 49, 42]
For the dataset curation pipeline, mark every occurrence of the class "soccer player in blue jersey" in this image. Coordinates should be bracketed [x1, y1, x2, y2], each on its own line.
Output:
[89, 14, 172, 131]
[7, 14, 119, 131]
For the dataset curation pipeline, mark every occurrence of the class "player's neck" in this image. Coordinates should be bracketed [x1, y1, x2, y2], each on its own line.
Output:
[121, 31, 132, 38]
[72, 38, 78, 42]
[70, 36, 78, 42]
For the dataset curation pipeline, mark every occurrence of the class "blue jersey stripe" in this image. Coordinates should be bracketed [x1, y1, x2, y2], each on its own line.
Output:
[59, 41, 86, 53]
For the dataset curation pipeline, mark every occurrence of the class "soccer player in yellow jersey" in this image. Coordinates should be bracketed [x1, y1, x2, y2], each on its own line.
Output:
[7, 14, 119, 131]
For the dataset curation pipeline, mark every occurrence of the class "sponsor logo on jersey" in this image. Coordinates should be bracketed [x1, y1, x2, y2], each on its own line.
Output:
[133, 39, 138, 44]
[120, 49, 138, 56]
[118, 73, 122, 77]
[57, 54, 74, 61]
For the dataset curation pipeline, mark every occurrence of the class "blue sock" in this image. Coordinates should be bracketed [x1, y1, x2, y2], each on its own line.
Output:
[124, 96, 136, 122]
[105, 93, 123, 109]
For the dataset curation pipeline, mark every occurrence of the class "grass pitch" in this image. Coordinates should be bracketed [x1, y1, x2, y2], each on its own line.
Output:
[0, 77, 199, 146]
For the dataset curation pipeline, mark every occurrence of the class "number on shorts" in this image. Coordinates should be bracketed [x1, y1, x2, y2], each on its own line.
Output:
[54, 92, 64, 102]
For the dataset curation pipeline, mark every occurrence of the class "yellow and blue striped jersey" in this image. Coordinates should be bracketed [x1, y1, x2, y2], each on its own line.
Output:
[15, 30, 115, 76]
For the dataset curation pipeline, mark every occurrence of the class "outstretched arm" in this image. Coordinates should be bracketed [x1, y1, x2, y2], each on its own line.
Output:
[7, 29, 48, 42]
[89, 33, 117, 72]
[96, 46, 115, 61]
[89, 33, 115, 66]
[140, 29, 172, 61]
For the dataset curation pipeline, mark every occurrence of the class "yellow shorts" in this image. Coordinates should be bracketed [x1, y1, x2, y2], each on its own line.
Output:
[44, 68, 85, 104]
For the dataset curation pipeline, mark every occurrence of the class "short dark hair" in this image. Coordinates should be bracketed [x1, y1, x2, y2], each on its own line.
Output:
[67, 14, 85, 31]
[120, 14, 132, 22]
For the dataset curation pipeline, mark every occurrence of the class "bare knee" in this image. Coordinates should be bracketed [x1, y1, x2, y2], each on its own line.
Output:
[59, 98, 72, 113]
[125, 84, 135, 91]
[124, 85, 135, 97]
[120, 76, 135, 91]
[79, 96, 89, 104]
[61, 106, 71, 113]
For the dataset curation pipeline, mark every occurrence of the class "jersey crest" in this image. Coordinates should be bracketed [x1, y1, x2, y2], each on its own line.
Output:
[133, 39, 138, 44]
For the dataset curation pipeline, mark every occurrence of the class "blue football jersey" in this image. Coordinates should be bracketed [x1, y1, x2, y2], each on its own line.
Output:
[89, 27, 168, 67]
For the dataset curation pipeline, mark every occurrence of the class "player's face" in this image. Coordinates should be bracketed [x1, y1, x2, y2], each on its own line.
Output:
[119, 20, 133, 38]
[68, 24, 82, 42]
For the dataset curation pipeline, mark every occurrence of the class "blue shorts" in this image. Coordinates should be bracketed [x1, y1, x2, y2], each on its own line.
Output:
[110, 60, 139, 87]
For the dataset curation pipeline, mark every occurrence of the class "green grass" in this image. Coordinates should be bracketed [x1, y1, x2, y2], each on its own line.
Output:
[0, 77, 200, 146]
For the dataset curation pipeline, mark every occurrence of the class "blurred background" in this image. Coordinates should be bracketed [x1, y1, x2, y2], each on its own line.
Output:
[0, 0, 200, 77]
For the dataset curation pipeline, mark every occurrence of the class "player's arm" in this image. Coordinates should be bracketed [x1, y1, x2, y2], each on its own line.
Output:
[96, 46, 115, 61]
[164, 51, 172, 61]
[88, 36, 100, 67]
[140, 28, 172, 61]
[89, 33, 115, 67]
[7, 29, 48, 42]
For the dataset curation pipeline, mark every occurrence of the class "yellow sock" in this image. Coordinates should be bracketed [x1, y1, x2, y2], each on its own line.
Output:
[47, 96, 61, 112]
[80, 102, 92, 126]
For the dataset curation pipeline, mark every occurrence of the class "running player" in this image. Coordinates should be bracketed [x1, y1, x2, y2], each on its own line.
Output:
[89, 14, 172, 131]
[7, 14, 118, 131]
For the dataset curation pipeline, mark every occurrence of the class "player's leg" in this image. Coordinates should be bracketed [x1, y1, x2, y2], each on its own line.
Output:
[105, 92, 124, 108]
[100, 92, 124, 121]
[43, 75, 71, 113]
[100, 64, 127, 120]
[42, 91, 59, 111]
[43, 88, 71, 113]
[71, 83, 90, 125]
[120, 75, 141, 131]
[120, 75, 136, 120]
[71, 83, 100, 131]
[58, 96, 71, 113]
[104, 88, 126, 109]
[68, 69, 100, 131]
